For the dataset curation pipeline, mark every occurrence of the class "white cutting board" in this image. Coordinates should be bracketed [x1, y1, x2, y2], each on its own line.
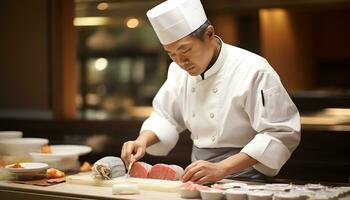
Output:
[66, 172, 182, 192]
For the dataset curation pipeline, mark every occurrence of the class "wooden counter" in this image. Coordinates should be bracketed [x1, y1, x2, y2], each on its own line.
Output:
[0, 181, 183, 200]
[1, 180, 350, 200]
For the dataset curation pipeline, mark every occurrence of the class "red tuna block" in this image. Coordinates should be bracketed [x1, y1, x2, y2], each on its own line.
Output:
[129, 161, 152, 178]
[148, 164, 184, 180]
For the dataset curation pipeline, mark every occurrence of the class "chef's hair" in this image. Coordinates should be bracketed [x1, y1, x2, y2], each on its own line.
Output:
[190, 20, 212, 41]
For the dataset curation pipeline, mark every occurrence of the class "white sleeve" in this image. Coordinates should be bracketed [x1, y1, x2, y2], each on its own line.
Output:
[140, 64, 186, 156]
[241, 66, 301, 176]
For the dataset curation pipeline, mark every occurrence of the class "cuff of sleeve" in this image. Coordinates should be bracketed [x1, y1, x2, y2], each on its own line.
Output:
[140, 112, 179, 156]
[241, 133, 291, 176]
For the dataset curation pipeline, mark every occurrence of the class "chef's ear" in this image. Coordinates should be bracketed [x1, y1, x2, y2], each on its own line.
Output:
[205, 25, 215, 40]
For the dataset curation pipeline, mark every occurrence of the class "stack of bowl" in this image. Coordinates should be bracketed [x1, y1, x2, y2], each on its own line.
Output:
[0, 131, 48, 165]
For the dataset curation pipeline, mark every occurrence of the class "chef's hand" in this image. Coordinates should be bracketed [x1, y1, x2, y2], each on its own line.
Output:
[181, 160, 227, 184]
[121, 140, 146, 168]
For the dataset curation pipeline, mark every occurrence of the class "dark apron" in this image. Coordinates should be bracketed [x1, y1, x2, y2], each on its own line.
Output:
[191, 145, 269, 180]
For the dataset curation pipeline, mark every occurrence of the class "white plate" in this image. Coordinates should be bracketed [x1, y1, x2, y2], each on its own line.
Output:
[0, 138, 48, 156]
[50, 145, 92, 155]
[30, 145, 92, 159]
[5, 162, 48, 173]
[0, 131, 22, 139]
[30, 152, 79, 159]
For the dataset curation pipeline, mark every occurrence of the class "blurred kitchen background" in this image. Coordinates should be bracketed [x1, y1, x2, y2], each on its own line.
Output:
[0, 0, 350, 183]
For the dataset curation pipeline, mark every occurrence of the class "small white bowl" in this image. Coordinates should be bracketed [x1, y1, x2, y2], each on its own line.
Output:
[274, 192, 302, 200]
[248, 191, 273, 200]
[226, 189, 248, 200]
[0, 131, 22, 140]
[200, 189, 224, 200]
[0, 138, 48, 156]
[179, 188, 201, 199]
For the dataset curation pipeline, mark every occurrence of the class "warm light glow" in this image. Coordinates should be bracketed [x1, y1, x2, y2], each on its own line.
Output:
[97, 2, 109, 10]
[95, 58, 108, 71]
[126, 18, 139, 29]
[324, 108, 350, 116]
[74, 17, 111, 26]
[260, 8, 288, 26]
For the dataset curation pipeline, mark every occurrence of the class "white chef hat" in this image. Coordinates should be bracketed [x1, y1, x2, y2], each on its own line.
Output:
[146, 0, 207, 45]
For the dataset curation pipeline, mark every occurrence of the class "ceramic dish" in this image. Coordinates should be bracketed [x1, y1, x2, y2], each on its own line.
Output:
[200, 189, 224, 200]
[274, 192, 302, 200]
[30, 145, 91, 160]
[30, 145, 91, 171]
[0, 138, 48, 156]
[247, 191, 273, 200]
[179, 188, 201, 199]
[225, 189, 248, 200]
[222, 182, 248, 189]
[0, 131, 22, 140]
[5, 162, 48, 180]
[50, 145, 92, 155]
[5, 162, 48, 173]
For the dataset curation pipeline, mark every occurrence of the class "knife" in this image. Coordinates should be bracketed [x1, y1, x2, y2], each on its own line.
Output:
[126, 154, 135, 179]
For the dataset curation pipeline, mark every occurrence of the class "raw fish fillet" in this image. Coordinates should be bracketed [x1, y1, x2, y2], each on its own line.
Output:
[129, 161, 152, 178]
[148, 163, 184, 180]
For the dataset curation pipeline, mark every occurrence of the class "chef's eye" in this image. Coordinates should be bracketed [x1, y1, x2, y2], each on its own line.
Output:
[183, 48, 191, 54]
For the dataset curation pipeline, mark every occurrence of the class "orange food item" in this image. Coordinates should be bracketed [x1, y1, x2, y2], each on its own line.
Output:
[0, 159, 5, 168]
[47, 168, 65, 178]
[80, 161, 92, 172]
[41, 145, 52, 153]
[11, 162, 24, 169]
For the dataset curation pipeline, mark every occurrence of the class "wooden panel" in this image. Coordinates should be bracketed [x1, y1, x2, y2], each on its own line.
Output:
[50, 0, 77, 119]
[209, 14, 239, 46]
[0, 0, 49, 110]
[260, 9, 316, 91]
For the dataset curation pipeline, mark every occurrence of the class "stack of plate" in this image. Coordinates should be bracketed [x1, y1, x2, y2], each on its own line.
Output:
[0, 137, 49, 165]
[30, 145, 92, 171]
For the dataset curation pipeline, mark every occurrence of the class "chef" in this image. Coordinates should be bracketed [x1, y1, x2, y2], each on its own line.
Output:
[121, 0, 300, 184]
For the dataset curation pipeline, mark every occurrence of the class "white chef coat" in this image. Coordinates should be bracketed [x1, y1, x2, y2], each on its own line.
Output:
[140, 39, 301, 176]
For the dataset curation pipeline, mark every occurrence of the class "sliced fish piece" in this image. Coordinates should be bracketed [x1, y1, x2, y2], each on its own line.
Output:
[129, 161, 152, 178]
[148, 163, 184, 180]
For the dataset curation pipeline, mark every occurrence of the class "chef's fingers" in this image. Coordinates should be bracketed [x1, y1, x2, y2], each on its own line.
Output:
[181, 164, 202, 182]
[182, 161, 201, 179]
[195, 176, 209, 185]
[190, 171, 206, 183]
[133, 146, 145, 161]
[126, 142, 138, 163]
[120, 143, 128, 166]
[121, 141, 137, 166]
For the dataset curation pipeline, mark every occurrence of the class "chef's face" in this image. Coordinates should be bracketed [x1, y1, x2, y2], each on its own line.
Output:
[164, 26, 216, 76]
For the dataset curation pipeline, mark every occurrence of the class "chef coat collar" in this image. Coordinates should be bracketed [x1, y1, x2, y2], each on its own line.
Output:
[195, 36, 227, 82]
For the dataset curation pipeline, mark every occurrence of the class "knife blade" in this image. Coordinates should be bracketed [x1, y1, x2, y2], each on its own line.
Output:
[126, 154, 135, 179]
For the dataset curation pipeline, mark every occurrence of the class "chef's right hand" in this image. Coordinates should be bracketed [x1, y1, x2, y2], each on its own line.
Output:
[121, 140, 146, 167]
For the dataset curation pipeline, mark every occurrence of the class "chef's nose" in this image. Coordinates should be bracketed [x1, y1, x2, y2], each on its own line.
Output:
[177, 54, 189, 66]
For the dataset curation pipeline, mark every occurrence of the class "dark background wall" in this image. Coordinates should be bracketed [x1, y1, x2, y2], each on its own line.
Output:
[0, 0, 49, 110]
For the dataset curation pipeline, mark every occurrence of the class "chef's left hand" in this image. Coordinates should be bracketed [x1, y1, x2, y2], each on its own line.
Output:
[181, 160, 227, 184]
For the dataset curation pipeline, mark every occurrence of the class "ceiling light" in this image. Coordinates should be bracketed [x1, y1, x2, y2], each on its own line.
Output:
[95, 58, 108, 71]
[126, 18, 139, 29]
[97, 2, 109, 11]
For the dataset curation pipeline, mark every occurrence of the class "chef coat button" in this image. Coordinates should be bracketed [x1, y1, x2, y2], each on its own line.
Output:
[211, 135, 215, 142]
[191, 87, 195, 93]
[210, 113, 215, 118]
[192, 112, 195, 118]
[213, 88, 218, 93]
